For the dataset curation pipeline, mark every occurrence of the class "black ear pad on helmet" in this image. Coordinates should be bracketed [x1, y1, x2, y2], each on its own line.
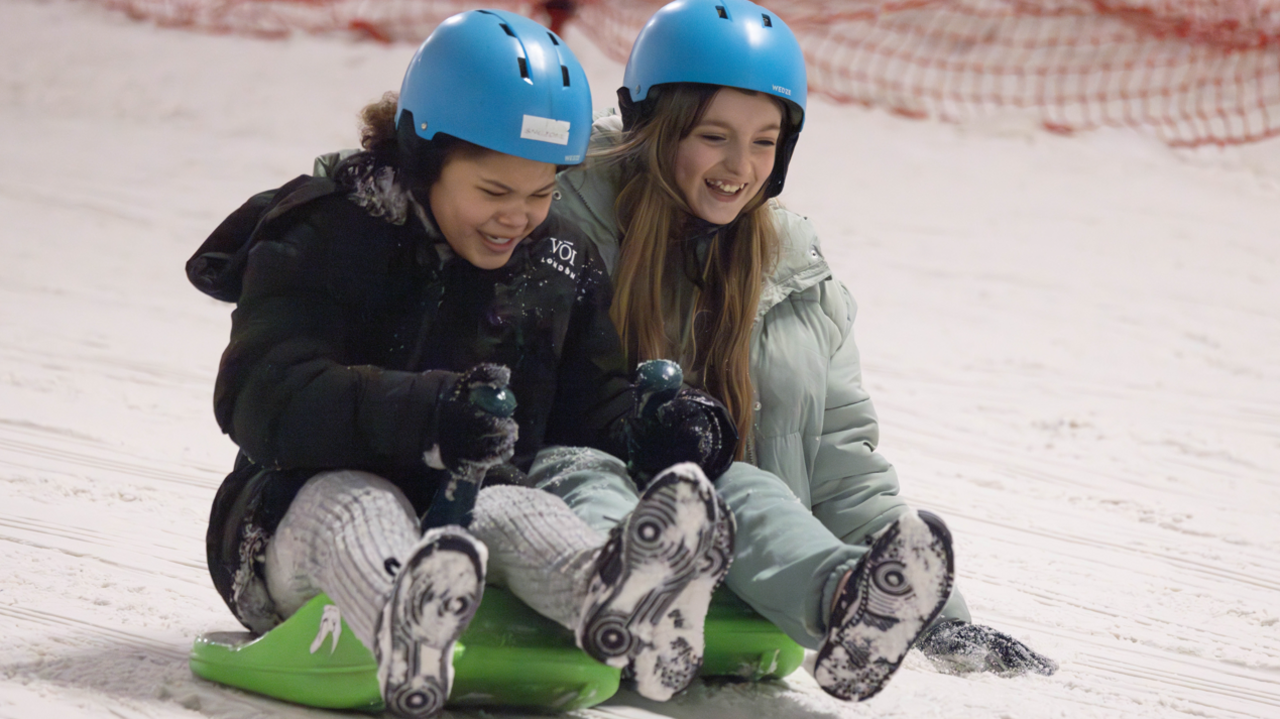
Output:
[395, 109, 431, 179]
[765, 129, 800, 199]
[617, 85, 644, 132]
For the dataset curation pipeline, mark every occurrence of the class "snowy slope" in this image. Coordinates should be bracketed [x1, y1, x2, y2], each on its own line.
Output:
[1, 1, 1278, 718]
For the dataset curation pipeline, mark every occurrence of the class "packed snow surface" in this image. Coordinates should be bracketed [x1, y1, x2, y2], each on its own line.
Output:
[2, 1, 1278, 718]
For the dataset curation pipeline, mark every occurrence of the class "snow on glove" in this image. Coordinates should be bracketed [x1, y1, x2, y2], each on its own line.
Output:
[626, 359, 738, 486]
[917, 619, 1058, 677]
[426, 363, 519, 474]
[420, 364, 519, 532]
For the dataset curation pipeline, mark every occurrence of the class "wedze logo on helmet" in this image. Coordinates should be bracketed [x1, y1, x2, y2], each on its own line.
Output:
[396, 9, 592, 166]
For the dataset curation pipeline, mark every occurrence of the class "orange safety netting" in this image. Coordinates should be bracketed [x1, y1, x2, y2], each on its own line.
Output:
[97, 0, 1280, 146]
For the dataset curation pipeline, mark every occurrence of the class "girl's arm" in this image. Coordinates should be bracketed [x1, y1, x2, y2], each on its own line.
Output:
[213, 192, 450, 472]
[806, 278, 974, 626]
[805, 278, 912, 545]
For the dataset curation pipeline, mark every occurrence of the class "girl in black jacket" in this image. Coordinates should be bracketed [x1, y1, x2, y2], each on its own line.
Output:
[191, 12, 736, 717]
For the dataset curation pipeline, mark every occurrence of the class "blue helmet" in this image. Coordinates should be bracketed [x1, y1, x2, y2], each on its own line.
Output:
[620, 0, 807, 197]
[396, 9, 592, 166]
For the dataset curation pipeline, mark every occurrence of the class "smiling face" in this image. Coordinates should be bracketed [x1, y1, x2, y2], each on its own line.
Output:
[428, 150, 558, 270]
[673, 89, 784, 225]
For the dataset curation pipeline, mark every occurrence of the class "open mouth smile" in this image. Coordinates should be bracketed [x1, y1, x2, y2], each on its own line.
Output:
[481, 233, 519, 247]
[706, 179, 748, 197]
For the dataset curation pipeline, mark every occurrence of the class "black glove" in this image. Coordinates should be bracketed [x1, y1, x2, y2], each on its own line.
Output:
[481, 463, 531, 487]
[429, 363, 519, 473]
[625, 360, 738, 485]
[420, 364, 519, 532]
[917, 619, 1058, 677]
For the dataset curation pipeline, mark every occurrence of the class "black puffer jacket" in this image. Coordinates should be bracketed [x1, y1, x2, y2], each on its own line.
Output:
[191, 153, 633, 631]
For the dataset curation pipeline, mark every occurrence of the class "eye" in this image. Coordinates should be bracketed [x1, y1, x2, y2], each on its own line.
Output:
[699, 133, 727, 142]
[755, 137, 778, 148]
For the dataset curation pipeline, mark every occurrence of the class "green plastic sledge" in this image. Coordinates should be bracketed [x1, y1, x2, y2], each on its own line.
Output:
[190, 586, 802, 712]
[701, 589, 805, 681]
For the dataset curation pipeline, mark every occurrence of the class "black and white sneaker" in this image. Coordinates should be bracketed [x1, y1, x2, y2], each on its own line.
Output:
[814, 510, 954, 702]
[375, 526, 487, 718]
[576, 463, 733, 701]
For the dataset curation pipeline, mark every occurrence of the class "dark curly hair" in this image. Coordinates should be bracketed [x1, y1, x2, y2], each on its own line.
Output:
[356, 91, 488, 192]
[358, 91, 400, 153]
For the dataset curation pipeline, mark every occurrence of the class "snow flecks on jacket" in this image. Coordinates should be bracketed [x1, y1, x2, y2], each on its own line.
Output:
[341, 154, 411, 225]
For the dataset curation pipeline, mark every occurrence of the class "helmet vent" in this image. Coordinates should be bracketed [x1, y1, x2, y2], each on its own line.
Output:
[499, 22, 516, 37]
[561, 65, 571, 86]
[762, 14, 772, 27]
[546, 31, 560, 46]
[517, 56, 531, 81]
[715, 5, 727, 19]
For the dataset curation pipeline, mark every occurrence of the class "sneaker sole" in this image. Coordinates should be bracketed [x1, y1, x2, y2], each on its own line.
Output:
[577, 463, 730, 701]
[377, 530, 486, 719]
[639, 490, 735, 699]
[814, 510, 955, 702]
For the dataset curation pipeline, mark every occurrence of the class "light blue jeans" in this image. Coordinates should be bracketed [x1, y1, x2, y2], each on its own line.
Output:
[530, 447, 970, 649]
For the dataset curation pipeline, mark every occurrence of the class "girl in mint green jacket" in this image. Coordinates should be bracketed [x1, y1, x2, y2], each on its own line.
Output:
[530, 0, 1057, 701]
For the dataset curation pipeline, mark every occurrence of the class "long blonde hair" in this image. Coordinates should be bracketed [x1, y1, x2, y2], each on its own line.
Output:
[604, 84, 784, 459]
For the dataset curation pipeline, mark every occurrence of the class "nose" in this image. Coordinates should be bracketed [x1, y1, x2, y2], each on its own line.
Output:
[493, 204, 525, 230]
[723, 139, 749, 175]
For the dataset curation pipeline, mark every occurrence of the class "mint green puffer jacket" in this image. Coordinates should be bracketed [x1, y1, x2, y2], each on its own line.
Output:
[554, 114, 909, 547]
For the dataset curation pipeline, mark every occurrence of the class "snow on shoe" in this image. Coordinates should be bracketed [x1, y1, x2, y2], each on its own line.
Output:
[814, 510, 954, 702]
[576, 463, 732, 701]
[375, 526, 487, 718]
